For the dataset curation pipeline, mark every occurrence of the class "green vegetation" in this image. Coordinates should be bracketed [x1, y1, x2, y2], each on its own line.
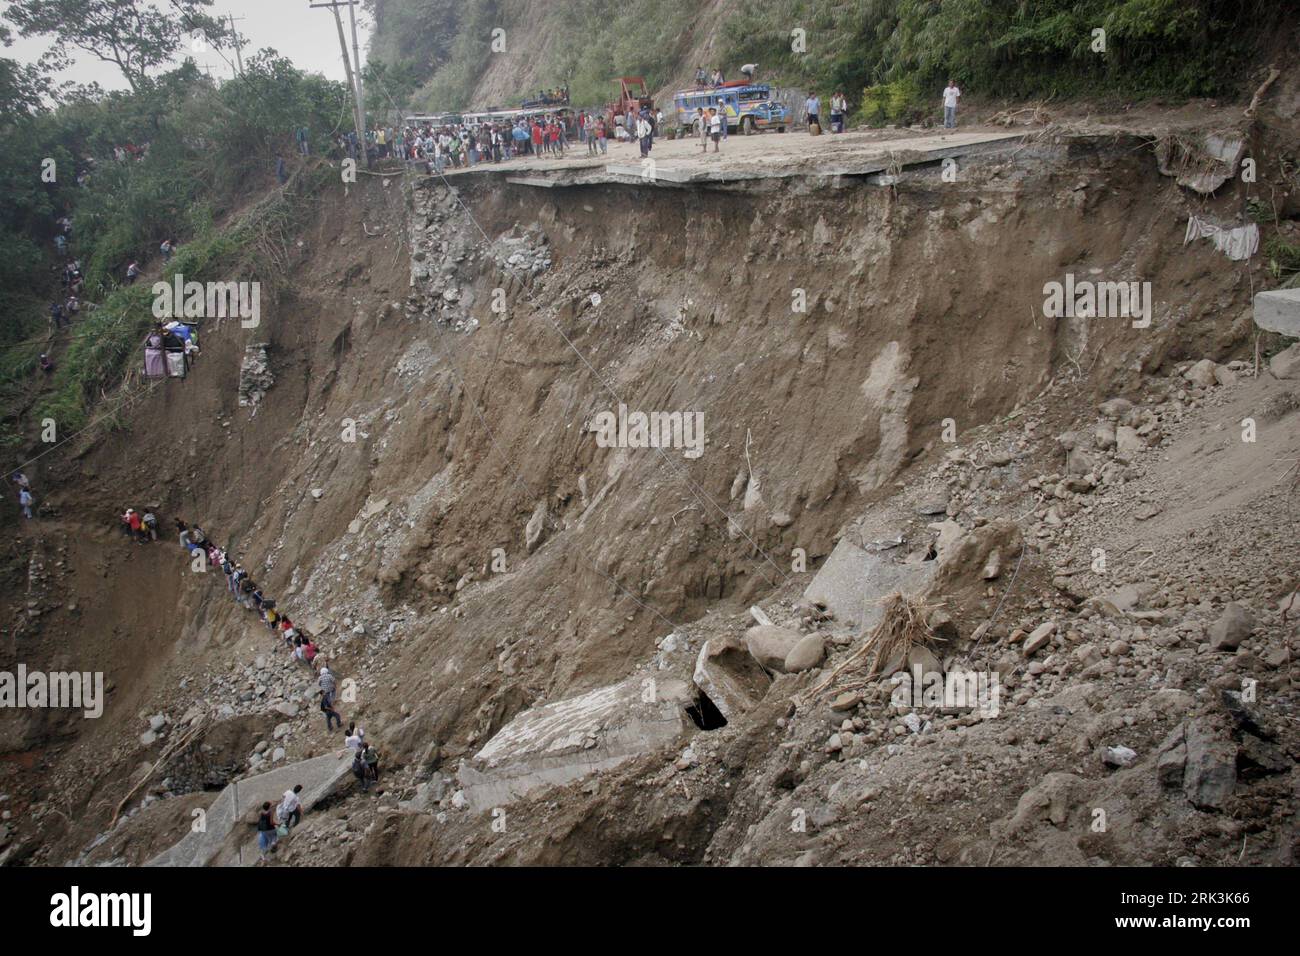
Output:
[726, 0, 1281, 125]
[0, 2, 350, 445]
[368, 0, 1283, 124]
[1264, 236, 1300, 286]
[367, 0, 697, 112]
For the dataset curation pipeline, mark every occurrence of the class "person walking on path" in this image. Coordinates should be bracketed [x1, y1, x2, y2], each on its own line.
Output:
[278, 784, 304, 830]
[362, 743, 380, 787]
[942, 79, 961, 129]
[352, 747, 370, 791]
[257, 801, 278, 861]
[18, 487, 34, 520]
[320, 689, 343, 731]
[318, 663, 342, 730]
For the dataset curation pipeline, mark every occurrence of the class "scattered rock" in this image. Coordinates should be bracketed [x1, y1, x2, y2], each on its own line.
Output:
[1208, 603, 1254, 651]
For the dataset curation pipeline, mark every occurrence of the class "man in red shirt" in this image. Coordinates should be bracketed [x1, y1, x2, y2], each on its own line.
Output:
[127, 509, 144, 543]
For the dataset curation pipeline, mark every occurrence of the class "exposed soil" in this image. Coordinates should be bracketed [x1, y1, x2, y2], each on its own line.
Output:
[1, 74, 1298, 867]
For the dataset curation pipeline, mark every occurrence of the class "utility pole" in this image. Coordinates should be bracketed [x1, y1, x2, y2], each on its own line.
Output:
[345, 0, 367, 128]
[309, 1, 367, 143]
[227, 14, 246, 76]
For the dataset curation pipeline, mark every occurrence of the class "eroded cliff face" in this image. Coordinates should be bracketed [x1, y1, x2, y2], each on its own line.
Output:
[2, 127, 1286, 868]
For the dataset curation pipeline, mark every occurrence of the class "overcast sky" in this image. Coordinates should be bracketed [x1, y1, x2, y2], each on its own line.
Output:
[2, 0, 372, 90]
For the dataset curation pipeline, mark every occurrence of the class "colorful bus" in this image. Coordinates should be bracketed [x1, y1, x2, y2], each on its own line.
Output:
[672, 82, 789, 135]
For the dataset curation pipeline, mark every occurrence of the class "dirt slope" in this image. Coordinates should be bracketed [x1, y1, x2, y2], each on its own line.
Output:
[1, 93, 1297, 866]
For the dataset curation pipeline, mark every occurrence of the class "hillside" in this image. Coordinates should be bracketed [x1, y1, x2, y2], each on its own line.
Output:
[367, 0, 1290, 119]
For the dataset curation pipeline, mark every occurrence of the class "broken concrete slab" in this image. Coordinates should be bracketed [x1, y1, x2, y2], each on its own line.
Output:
[457, 676, 692, 812]
[147, 751, 354, 867]
[693, 635, 772, 720]
[804, 538, 936, 631]
[1254, 288, 1300, 338]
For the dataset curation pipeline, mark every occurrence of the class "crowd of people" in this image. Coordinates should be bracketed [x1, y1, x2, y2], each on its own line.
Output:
[326, 112, 598, 172]
[112, 506, 386, 859]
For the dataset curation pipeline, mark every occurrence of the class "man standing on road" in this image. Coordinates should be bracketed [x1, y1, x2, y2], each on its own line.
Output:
[805, 93, 821, 133]
[830, 91, 847, 133]
[636, 111, 653, 158]
[942, 79, 961, 129]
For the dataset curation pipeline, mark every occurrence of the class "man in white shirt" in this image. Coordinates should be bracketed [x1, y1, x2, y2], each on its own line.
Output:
[830, 91, 847, 133]
[636, 114, 653, 157]
[279, 784, 303, 829]
[345, 726, 365, 754]
[708, 108, 722, 152]
[942, 79, 961, 129]
[805, 94, 821, 133]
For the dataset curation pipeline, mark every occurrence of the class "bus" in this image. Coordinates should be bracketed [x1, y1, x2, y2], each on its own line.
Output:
[673, 82, 789, 135]
[404, 112, 463, 128]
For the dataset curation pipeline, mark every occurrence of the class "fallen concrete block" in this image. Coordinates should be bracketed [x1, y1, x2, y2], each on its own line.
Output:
[458, 676, 692, 812]
[1254, 288, 1300, 338]
[804, 538, 936, 631]
[148, 751, 355, 867]
[694, 635, 771, 720]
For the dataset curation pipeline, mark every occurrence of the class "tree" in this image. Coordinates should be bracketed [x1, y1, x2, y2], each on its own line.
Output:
[0, 24, 54, 118]
[5, 0, 227, 93]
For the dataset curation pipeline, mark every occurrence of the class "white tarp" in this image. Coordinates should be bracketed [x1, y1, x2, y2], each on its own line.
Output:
[1184, 216, 1259, 261]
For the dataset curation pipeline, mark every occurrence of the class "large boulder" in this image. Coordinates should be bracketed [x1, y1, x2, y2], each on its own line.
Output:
[524, 500, 548, 553]
[784, 635, 826, 673]
[1182, 719, 1237, 810]
[1209, 603, 1254, 650]
[744, 625, 802, 672]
